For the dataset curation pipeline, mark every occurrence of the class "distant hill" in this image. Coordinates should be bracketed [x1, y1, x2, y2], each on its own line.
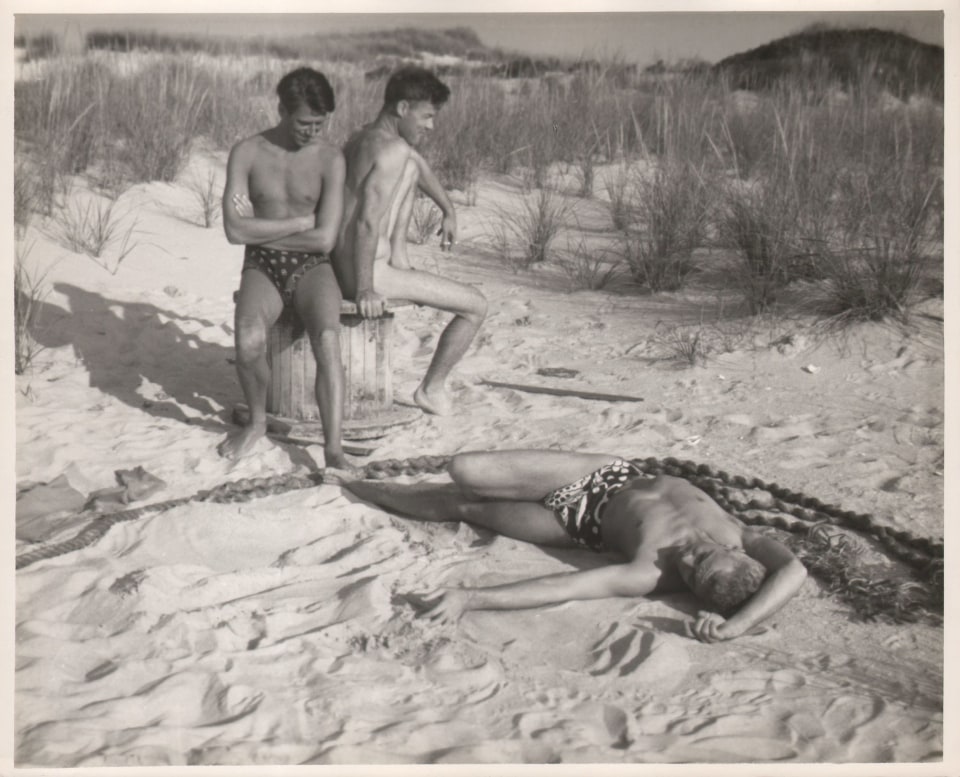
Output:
[713, 27, 943, 101]
[17, 25, 625, 80]
[71, 26, 495, 63]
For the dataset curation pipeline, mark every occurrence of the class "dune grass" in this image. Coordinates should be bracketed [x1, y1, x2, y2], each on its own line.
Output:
[13, 41, 942, 322]
[620, 158, 713, 292]
[14, 239, 48, 375]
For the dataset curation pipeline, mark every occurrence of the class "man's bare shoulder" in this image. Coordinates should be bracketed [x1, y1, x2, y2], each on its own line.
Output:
[229, 131, 272, 159]
[308, 140, 345, 165]
[350, 127, 409, 165]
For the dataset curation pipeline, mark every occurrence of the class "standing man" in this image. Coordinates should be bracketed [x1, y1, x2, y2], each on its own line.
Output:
[220, 67, 348, 468]
[334, 67, 487, 416]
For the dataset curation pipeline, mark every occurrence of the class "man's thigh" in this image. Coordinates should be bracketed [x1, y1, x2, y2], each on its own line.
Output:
[451, 450, 620, 501]
[236, 268, 284, 327]
[293, 262, 343, 333]
[374, 263, 482, 315]
[459, 500, 576, 548]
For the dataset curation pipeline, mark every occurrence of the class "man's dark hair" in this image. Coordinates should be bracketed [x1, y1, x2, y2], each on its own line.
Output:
[384, 67, 450, 108]
[277, 67, 335, 115]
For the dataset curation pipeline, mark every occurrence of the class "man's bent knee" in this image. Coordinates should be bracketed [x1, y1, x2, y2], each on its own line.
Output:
[449, 453, 486, 498]
[461, 288, 488, 324]
[234, 317, 270, 364]
[308, 328, 342, 364]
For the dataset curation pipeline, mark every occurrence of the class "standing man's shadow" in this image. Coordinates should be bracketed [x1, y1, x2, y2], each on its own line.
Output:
[27, 283, 239, 432]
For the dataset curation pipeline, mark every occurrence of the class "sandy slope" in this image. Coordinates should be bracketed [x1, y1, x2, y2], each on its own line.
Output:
[12, 154, 945, 767]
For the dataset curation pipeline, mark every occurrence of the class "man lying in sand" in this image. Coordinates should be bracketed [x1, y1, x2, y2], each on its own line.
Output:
[344, 450, 807, 642]
[220, 67, 348, 467]
[333, 67, 487, 416]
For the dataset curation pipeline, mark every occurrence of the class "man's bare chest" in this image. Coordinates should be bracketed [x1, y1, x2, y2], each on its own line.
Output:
[248, 152, 324, 208]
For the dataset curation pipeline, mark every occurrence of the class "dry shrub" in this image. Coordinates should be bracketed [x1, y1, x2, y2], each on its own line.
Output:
[621, 159, 711, 292]
[494, 188, 572, 270]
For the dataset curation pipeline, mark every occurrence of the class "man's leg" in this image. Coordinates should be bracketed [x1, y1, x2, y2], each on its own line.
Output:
[218, 269, 283, 459]
[375, 158, 487, 415]
[344, 480, 575, 548]
[449, 450, 624, 501]
[374, 265, 486, 415]
[294, 262, 348, 469]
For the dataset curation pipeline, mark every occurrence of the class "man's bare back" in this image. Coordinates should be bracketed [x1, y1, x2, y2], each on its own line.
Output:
[332, 67, 486, 416]
[333, 127, 414, 281]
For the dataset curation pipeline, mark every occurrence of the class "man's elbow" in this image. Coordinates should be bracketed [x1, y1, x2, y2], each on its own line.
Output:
[223, 222, 246, 245]
[789, 559, 807, 583]
[315, 229, 338, 254]
[613, 574, 655, 599]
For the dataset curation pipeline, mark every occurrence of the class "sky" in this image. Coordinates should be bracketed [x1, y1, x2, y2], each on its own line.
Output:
[11, 9, 946, 66]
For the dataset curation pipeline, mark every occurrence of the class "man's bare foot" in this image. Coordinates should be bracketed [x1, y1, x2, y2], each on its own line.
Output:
[413, 383, 452, 416]
[322, 465, 363, 485]
[217, 423, 268, 460]
[323, 448, 352, 470]
[388, 252, 411, 270]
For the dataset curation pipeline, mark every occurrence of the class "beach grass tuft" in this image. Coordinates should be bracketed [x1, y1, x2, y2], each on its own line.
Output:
[14, 239, 49, 375]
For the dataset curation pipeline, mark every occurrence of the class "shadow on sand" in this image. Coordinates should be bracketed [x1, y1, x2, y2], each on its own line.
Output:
[28, 283, 239, 434]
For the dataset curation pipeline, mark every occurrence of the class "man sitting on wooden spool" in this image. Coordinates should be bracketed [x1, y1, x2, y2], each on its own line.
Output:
[333, 67, 488, 416]
[220, 67, 349, 467]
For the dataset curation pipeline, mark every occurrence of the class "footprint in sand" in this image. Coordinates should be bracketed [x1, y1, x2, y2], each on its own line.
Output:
[584, 622, 690, 689]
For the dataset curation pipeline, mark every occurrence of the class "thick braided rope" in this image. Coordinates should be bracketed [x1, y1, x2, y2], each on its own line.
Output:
[16, 455, 452, 570]
[17, 452, 941, 583]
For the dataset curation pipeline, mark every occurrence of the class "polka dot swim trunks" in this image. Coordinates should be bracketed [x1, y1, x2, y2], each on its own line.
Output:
[243, 244, 329, 306]
[542, 458, 647, 551]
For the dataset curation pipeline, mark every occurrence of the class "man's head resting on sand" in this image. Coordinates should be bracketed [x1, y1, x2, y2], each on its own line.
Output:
[677, 542, 767, 615]
[277, 67, 335, 116]
[383, 67, 450, 146]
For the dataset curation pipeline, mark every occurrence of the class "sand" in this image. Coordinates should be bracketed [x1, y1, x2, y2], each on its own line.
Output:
[10, 150, 947, 770]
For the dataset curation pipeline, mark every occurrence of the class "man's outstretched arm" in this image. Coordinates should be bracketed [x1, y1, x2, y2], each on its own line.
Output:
[222, 143, 314, 245]
[410, 562, 659, 625]
[693, 531, 807, 643]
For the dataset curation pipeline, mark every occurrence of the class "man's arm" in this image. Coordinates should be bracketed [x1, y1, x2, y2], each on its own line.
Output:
[222, 142, 314, 246]
[411, 151, 456, 250]
[411, 561, 659, 625]
[353, 143, 407, 317]
[262, 151, 346, 254]
[694, 531, 807, 643]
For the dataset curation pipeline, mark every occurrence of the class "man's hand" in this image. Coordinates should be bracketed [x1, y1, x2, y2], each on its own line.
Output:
[689, 610, 743, 643]
[356, 289, 386, 319]
[406, 587, 470, 626]
[437, 211, 457, 252]
[232, 193, 255, 219]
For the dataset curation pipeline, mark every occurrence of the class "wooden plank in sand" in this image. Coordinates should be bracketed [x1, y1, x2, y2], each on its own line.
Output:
[481, 379, 644, 403]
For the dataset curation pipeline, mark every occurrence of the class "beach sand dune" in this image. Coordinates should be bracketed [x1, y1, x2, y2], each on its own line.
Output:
[14, 162, 943, 766]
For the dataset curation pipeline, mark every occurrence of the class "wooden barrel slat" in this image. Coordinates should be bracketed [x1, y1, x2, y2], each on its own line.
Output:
[266, 302, 400, 422]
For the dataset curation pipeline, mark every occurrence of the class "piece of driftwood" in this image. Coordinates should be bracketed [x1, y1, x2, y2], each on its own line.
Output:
[481, 379, 644, 403]
[536, 367, 579, 379]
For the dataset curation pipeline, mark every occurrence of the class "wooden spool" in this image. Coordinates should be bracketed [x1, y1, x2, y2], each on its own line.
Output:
[233, 298, 420, 443]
